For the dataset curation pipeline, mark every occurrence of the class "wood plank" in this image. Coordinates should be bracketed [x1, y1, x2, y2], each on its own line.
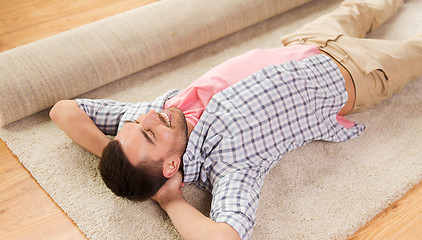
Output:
[0, 0, 157, 52]
[0, 139, 87, 240]
[348, 181, 422, 239]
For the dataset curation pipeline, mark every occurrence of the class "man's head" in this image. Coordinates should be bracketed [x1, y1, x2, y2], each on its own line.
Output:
[99, 107, 189, 201]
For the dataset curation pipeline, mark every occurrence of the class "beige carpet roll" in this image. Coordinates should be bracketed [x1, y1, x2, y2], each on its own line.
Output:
[0, 0, 312, 126]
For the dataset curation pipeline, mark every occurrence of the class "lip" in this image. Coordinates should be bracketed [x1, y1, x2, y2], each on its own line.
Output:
[159, 110, 172, 127]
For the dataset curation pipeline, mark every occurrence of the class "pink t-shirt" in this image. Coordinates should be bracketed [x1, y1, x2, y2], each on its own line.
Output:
[164, 45, 354, 128]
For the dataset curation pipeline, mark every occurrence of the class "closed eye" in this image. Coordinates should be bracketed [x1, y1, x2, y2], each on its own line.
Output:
[142, 129, 155, 145]
[124, 120, 140, 124]
[148, 130, 156, 139]
[124, 120, 155, 145]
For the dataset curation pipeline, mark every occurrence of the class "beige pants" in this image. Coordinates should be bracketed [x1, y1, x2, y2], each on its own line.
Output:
[281, 0, 422, 112]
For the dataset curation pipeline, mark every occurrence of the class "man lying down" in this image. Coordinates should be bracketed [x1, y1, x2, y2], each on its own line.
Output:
[50, 0, 422, 239]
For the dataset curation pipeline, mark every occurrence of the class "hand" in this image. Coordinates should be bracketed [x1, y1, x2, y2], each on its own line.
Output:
[151, 171, 241, 240]
[151, 171, 185, 206]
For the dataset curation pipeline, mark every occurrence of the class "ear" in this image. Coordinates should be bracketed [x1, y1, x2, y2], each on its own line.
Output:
[162, 156, 180, 178]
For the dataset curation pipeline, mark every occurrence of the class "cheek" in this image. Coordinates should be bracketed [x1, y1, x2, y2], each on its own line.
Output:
[159, 129, 175, 143]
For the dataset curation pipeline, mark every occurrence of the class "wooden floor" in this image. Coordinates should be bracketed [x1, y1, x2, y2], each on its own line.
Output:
[0, 140, 87, 239]
[0, 0, 157, 52]
[0, 0, 421, 239]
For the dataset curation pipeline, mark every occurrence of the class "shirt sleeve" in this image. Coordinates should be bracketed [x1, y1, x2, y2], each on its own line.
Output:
[210, 168, 265, 240]
[75, 98, 131, 135]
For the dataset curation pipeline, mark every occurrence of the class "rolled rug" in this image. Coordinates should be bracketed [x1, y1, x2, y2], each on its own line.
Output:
[0, 0, 312, 126]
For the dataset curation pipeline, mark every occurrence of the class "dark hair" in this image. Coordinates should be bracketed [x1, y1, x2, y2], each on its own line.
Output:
[99, 140, 167, 201]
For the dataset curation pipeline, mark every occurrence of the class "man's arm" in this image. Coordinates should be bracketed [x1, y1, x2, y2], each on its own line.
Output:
[152, 171, 241, 240]
[49, 100, 110, 157]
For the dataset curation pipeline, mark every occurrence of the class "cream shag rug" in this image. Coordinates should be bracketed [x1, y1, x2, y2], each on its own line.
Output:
[1, 0, 421, 239]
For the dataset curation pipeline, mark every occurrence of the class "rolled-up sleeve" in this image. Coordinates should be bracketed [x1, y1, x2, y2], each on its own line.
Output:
[210, 168, 265, 240]
[75, 99, 130, 135]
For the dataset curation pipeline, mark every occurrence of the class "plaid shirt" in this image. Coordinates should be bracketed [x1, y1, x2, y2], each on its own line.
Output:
[76, 54, 365, 240]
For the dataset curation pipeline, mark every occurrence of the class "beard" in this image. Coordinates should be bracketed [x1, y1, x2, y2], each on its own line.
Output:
[167, 106, 189, 156]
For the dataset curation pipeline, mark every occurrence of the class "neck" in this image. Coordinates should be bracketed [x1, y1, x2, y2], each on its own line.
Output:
[187, 122, 194, 137]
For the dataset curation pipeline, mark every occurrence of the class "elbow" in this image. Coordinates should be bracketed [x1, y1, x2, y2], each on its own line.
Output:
[210, 223, 241, 240]
[49, 101, 59, 122]
[49, 100, 65, 123]
[49, 100, 76, 124]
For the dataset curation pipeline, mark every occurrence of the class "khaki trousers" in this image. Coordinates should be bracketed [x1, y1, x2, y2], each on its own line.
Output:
[281, 0, 422, 112]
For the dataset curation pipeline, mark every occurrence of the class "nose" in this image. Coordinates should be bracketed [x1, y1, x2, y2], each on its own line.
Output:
[142, 110, 163, 127]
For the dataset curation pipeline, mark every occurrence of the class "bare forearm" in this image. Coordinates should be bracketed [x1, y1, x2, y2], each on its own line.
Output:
[60, 119, 109, 157]
[50, 100, 110, 157]
[160, 195, 240, 240]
